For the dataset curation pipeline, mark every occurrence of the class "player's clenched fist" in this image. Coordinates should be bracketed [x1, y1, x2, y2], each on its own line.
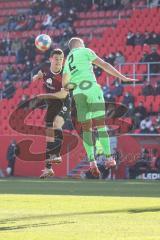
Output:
[37, 70, 43, 79]
[32, 70, 43, 81]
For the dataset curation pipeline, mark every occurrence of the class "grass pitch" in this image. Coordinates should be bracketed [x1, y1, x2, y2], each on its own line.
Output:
[0, 178, 160, 240]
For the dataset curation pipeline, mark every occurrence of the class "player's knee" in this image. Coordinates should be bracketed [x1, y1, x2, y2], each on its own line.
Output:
[54, 117, 64, 129]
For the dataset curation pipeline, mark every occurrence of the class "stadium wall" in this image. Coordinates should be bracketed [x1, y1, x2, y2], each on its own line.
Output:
[0, 132, 85, 177]
[117, 135, 160, 178]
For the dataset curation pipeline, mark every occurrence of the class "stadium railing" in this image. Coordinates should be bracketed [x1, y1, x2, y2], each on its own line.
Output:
[1, 61, 159, 100]
[130, 0, 160, 9]
[106, 62, 160, 86]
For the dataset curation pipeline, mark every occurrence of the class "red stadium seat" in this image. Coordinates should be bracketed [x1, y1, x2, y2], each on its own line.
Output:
[143, 98, 154, 112]
[135, 96, 145, 107]
[98, 11, 105, 18]
[105, 11, 112, 18]
[133, 86, 142, 96]
[124, 85, 133, 93]
[121, 65, 132, 75]
[153, 96, 160, 112]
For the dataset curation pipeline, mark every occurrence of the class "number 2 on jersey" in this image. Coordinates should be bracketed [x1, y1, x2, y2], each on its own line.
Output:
[68, 54, 76, 72]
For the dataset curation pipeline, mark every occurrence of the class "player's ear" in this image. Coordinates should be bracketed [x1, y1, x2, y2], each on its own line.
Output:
[49, 57, 52, 63]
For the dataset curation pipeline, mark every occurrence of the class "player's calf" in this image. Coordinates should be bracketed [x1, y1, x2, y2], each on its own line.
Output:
[46, 128, 63, 164]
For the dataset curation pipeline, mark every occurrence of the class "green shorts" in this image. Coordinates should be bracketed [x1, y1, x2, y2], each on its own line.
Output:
[73, 83, 105, 122]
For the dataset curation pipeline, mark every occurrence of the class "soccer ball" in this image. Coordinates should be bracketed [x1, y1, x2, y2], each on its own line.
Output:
[35, 34, 52, 52]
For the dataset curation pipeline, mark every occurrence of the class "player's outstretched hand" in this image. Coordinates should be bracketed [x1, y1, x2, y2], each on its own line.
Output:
[37, 70, 43, 79]
[59, 88, 69, 98]
[122, 77, 139, 82]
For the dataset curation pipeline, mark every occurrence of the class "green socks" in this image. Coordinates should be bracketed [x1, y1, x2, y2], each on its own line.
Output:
[97, 126, 111, 157]
[82, 130, 95, 161]
[82, 126, 111, 161]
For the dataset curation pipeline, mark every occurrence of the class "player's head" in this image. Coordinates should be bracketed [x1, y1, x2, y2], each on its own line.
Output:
[49, 48, 64, 69]
[68, 37, 85, 50]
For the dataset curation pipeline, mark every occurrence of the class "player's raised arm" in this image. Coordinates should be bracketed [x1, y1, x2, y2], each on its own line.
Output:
[93, 57, 137, 82]
[32, 70, 43, 81]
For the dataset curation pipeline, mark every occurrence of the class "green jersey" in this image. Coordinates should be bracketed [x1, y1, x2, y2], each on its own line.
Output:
[63, 47, 105, 122]
[63, 47, 98, 86]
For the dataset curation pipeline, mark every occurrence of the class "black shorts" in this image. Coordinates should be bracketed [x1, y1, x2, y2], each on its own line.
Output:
[45, 95, 71, 126]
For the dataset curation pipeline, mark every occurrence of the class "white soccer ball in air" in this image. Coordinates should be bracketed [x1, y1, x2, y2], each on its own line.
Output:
[35, 34, 52, 52]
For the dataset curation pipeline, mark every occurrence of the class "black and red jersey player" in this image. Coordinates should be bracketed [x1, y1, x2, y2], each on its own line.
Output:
[32, 49, 71, 178]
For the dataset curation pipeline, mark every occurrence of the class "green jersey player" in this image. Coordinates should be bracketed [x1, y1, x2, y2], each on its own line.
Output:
[63, 37, 137, 177]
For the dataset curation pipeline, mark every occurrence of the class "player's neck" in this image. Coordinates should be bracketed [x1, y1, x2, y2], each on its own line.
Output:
[50, 66, 61, 75]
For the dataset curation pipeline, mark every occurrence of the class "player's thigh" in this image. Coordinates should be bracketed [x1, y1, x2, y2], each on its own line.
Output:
[87, 85, 105, 119]
[74, 93, 91, 122]
[45, 99, 63, 126]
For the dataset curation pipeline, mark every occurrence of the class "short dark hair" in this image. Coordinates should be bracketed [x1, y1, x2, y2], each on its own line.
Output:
[50, 48, 64, 57]
[68, 37, 84, 50]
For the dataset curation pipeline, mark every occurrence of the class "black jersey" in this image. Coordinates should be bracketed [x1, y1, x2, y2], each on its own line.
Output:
[39, 62, 71, 123]
[41, 62, 62, 94]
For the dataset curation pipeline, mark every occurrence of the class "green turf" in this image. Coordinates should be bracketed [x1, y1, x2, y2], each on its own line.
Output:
[0, 178, 160, 240]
